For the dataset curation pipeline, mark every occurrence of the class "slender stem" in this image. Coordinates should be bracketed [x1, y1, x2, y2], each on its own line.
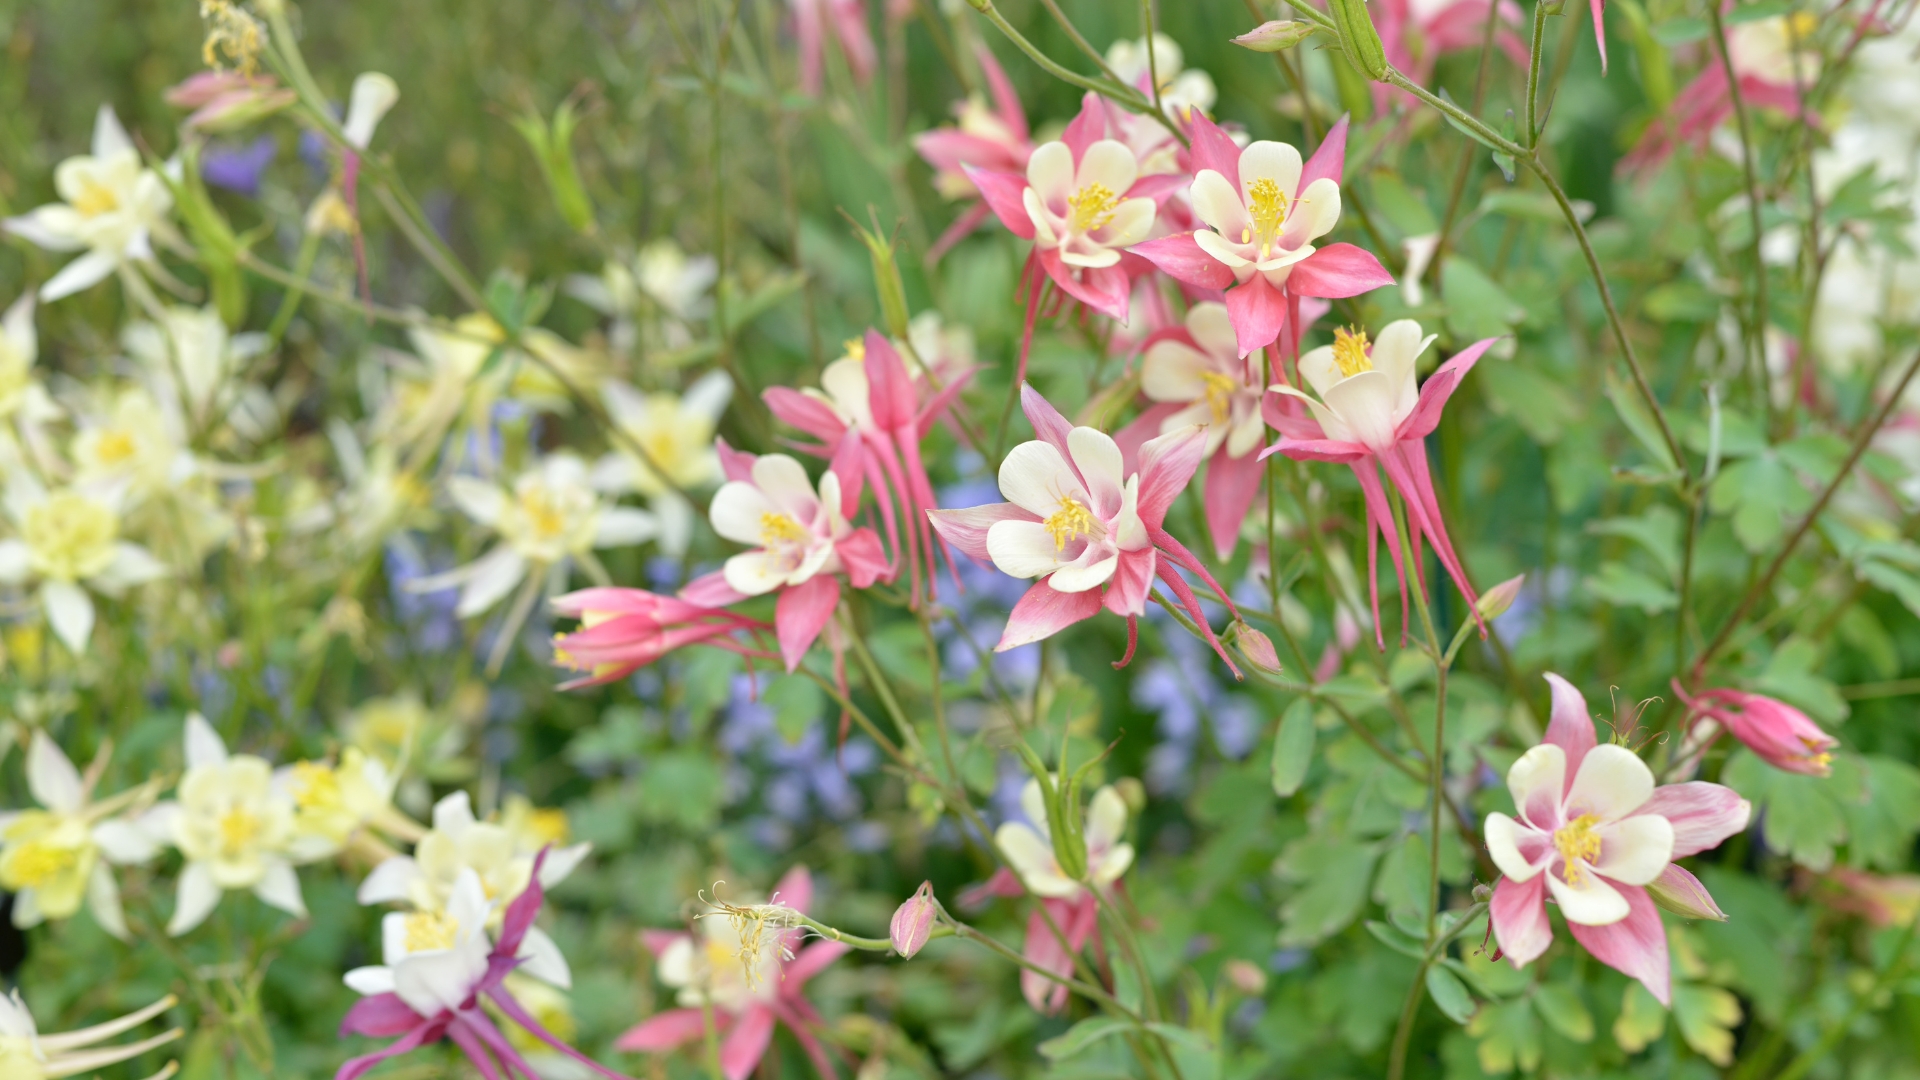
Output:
[1693, 345, 1920, 677]
[1036, 0, 1127, 84]
[1140, 0, 1164, 118]
[964, 0, 1188, 147]
[1524, 0, 1548, 148]
[700, 999, 724, 1080]
[1709, 1, 1775, 433]
[1386, 904, 1490, 1080]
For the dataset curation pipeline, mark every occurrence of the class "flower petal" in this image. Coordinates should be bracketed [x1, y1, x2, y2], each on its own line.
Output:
[1490, 873, 1553, 968]
[168, 861, 222, 936]
[1026, 140, 1074, 204]
[1485, 811, 1551, 881]
[1566, 884, 1671, 1005]
[1542, 672, 1598, 784]
[1638, 782, 1752, 858]
[1545, 865, 1630, 925]
[1320, 369, 1401, 451]
[998, 439, 1082, 517]
[41, 580, 94, 654]
[1592, 814, 1674, 886]
[1189, 169, 1249, 239]
[1506, 743, 1567, 831]
[986, 520, 1071, 580]
[1238, 140, 1303, 199]
[1074, 140, 1139, 202]
[1565, 744, 1656, 823]
[996, 579, 1102, 650]
[1066, 427, 1126, 517]
[27, 730, 84, 813]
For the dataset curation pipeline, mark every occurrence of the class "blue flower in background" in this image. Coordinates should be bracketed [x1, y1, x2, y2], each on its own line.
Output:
[1133, 611, 1259, 794]
[718, 673, 878, 848]
[385, 538, 460, 653]
[202, 137, 277, 197]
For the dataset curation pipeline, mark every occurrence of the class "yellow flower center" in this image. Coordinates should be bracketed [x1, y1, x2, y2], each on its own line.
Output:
[201, 0, 265, 75]
[759, 511, 807, 547]
[290, 761, 343, 812]
[1787, 11, 1816, 38]
[92, 428, 139, 467]
[1, 836, 80, 890]
[843, 337, 867, 362]
[1553, 813, 1603, 884]
[22, 491, 119, 582]
[1802, 737, 1833, 772]
[1067, 183, 1121, 233]
[1200, 371, 1238, 423]
[218, 808, 261, 856]
[1331, 326, 1373, 378]
[404, 910, 461, 952]
[72, 178, 120, 218]
[517, 487, 570, 542]
[523, 808, 570, 845]
[1044, 496, 1098, 551]
[1241, 177, 1294, 259]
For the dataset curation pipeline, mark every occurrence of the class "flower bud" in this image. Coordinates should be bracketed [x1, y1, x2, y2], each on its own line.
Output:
[1475, 573, 1526, 622]
[1471, 882, 1493, 903]
[1645, 864, 1727, 921]
[1223, 959, 1268, 995]
[1683, 685, 1837, 776]
[890, 881, 938, 958]
[1232, 19, 1316, 52]
[1229, 621, 1283, 675]
[1329, 0, 1389, 80]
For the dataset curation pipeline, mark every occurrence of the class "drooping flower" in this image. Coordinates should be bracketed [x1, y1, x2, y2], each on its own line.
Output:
[1119, 301, 1269, 559]
[791, 0, 876, 96]
[164, 70, 296, 132]
[148, 714, 309, 936]
[591, 371, 733, 556]
[337, 850, 627, 1080]
[550, 587, 772, 689]
[616, 867, 849, 1080]
[0, 731, 162, 940]
[927, 385, 1241, 671]
[3, 105, 175, 302]
[0, 988, 183, 1080]
[914, 44, 1035, 259]
[1129, 113, 1393, 358]
[682, 451, 891, 671]
[0, 477, 167, 654]
[1622, 12, 1817, 173]
[763, 329, 970, 606]
[993, 780, 1135, 1014]
[1673, 683, 1838, 777]
[1484, 675, 1752, 1004]
[889, 881, 938, 959]
[357, 790, 589, 992]
[1263, 320, 1498, 646]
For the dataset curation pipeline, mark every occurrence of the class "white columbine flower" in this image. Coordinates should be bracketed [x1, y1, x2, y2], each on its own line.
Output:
[1140, 301, 1266, 459]
[636, 240, 719, 326]
[986, 426, 1148, 593]
[0, 478, 166, 653]
[274, 748, 397, 860]
[342, 73, 400, 150]
[3, 106, 174, 302]
[995, 779, 1135, 898]
[1023, 140, 1157, 270]
[149, 714, 307, 936]
[357, 791, 584, 989]
[122, 305, 270, 430]
[709, 453, 853, 596]
[592, 371, 732, 555]
[0, 731, 161, 940]
[0, 292, 37, 421]
[0, 989, 182, 1080]
[344, 867, 494, 1016]
[1272, 320, 1438, 451]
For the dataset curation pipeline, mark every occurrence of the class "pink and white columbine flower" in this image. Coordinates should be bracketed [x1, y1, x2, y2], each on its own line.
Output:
[682, 451, 889, 671]
[1674, 683, 1839, 777]
[616, 867, 847, 1080]
[1485, 675, 1752, 1005]
[1130, 113, 1393, 359]
[763, 329, 970, 606]
[968, 94, 1184, 379]
[1622, 12, 1816, 174]
[927, 385, 1241, 671]
[337, 850, 625, 1080]
[1119, 301, 1269, 560]
[914, 44, 1034, 260]
[995, 780, 1136, 1014]
[550, 587, 772, 689]
[1263, 320, 1497, 647]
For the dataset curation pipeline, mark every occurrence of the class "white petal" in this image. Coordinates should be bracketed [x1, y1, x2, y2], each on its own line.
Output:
[1505, 743, 1567, 830]
[537, 842, 592, 887]
[343, 73, 400, 149]
[86, 862, 130, 940]
[448, 868, 490, 930]
[1066, 427, 1126, 515]
[91, 543, 166, 590]
[997, 439, 1082, 517]
[448, 477, 508, 526]
[683, 370, 734, 420]
[994, 822, 1078, 898]
[1025, 141, 1074, 203]
[40, 250, 121, 303]
[1189, 170, 1249, 239]
[1097, 198, 1156, 247]
[184, 712, 228, 769]
[1020, 779, 1048, 835]
[1484, 812, 1547, 882]
[1046, 551, 1118, 593]
[723, 550, 792, 596]
[516, 925, 573, 988]
[593, 507, 659, 547]
[1238, 141, 1303, 200]
[1074, 140, 1140, 202]
[1319, 369, 1402, 450]
[1564, 744, 1656, 823]
[1282, 178, 1342, 248]
[92, 819, 160, 864]
[1092, 840, 1135, 886]
[986, 520, 1071, 580]
[433, 791, 477, 835]
[1086, 786, 1128, 850]
[168, 861, 223, 936]
[382, 911, 413, 964]
[1592, 815, 1675, 886]
[750, 454, 818, 518]
[344, 966, 397, 997]
[710, 480, 782, 546]
[93, 104, 135, 158]
[253, 859, 307, 918]
[1024, 187, 1059, 248]
[1186, 302, 1236, 359]
[1268, 384, 1352, 443]
[454, 548, 527, 617]
[1059, 246, 1122, 269]
[1544, 866, 1630, 926]
[1368, 319, 1431, 424]
[41, 580, 94, 653]
[0, 540, 30, 583]
[27, 730, 84, 813]
[1192, 226, 1252, 270]
[1141, 340, 1211, 403]
[4, 207, 88, 252]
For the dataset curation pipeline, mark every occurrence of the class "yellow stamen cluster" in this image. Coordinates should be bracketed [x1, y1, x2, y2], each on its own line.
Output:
[1553, 813, 1603, 884]
[218, 808, 261, 856]
[1199, 371, 1238, 423]
[759, 511, 807, 547]
[289, 761, 342, 812]
[72, 179, 121, 218]
[1067, 183, 1121, 233]
[92, 429, 139, 467]
[844, 338, 867, 362]
[200, 0, 265, 75]
[1, 837, 80, 889]
[1801, 737, 1833, 773]
[1241, 177, 1293, 258]
[1044, 496, 1097, 551]
[404, 910, 460, 952]
[699, 888, 800, 992]
[517, 488, 569, 541]
[1331, 326, 1373, 377]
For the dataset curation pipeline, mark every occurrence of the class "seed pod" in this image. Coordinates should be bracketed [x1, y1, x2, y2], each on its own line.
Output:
[1329, 0, 1390, 81]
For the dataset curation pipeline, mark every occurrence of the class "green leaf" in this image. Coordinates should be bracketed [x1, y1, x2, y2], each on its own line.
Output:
[1530, 984, 1594, 1043]
[1435, 87, 1505, 153]
[1585, 563, 1679, 614]
[1467, 998, 1541, 1075]
[1441, 257, 1525, 342]
[1037, 1017, 1132, 1060]
[635, 749, 724, 831]
[1724, 749, 1848, 870]
[1427, 965, 1478, 1024]
[1604, 368, 1679, 473]
[1271, 699, 1316, 798]
[1587, 506, 1683, 581]
[1708, 455, 1813, 553]
[1478, 360, 1582, 444]
[1365, 920, 1427, 959]
[1276, 836, 1382, 946]
[1839, 755, 1920, 870]
[1643, 279, 1721, 323]
[1671, 982, 1742, 1066]
[1369, 172, 1440, 236]
[761, 672, 825, 744]
[1611, 981, 1667, 1054]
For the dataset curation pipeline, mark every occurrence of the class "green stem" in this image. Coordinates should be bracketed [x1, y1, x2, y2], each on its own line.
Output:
[1524, 0, 1548, 148]
[1386, 904, 1490, 1080]
[1775, 912, 1920, 1080]
[1709, 1, 1775, 434]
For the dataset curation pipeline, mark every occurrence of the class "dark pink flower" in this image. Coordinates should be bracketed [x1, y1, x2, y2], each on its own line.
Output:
[1622, 12, 1816, 172]
[1676, 684, 1838, 777]
[549, 587, 772, 688]
[914, 45, 1034, 260]
[792, 0, 875, 97]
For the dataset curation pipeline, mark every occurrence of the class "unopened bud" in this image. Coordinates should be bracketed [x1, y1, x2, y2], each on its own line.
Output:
[890, 881, 938, 959]
[1230, 621, 1283, 676]
[1471, 882, 1493, 903]
[1232, 19, 1315, 52]
[1223, 959, 1268, 995]
[1645, 864, 1727, 921]
[1476, 574, 1526, 622]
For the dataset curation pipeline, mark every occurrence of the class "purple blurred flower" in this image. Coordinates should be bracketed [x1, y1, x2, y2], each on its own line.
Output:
[203, 137, 277, 197]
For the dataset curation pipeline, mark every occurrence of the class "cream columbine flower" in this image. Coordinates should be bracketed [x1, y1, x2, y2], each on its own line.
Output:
[1021, 139, 1157, 270]
[591, 371, 732, 556]
[1190, 139, 1343, 289]
[985, 425, 1148, 593]
[0, 731, 162, 940]
[69, 388, 193, 501]
[342, 72, 400, 150]
[1104, 33, 1217, 120]
[636, 240, 719, 326]
[149, 714, 307, 936]
[0, 989, 183, 1080]
[1726, 12, 1820, 86]
[274, 748, 397, 860]
[994, 779, 1135, 898]
[656, 892, 799, 1012]
[0, 292, 38, 421]
[1273, 319, 1438, 451]
[357, 791, 585, 988]
[2, 106, 174, 302]
[121, 305, 270, 430]
[1141, 301, 1265, 459]
[709, 454, 854, 596]
[0, 478, 166, 653]
[345, 867, 494, 1016]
